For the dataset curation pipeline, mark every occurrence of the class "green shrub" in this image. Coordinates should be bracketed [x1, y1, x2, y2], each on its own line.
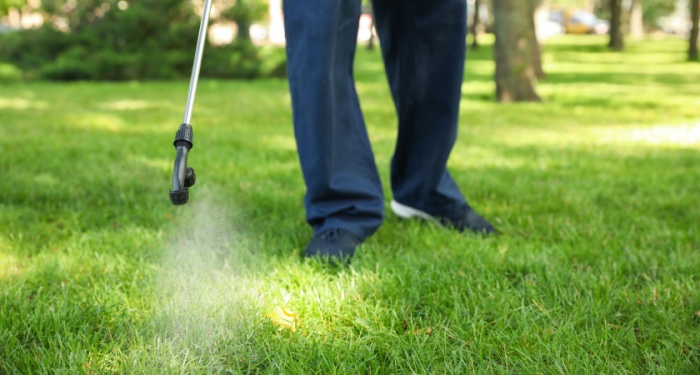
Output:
[258, 46, 288, 79]
[38, 60, 94, 81]
[202, 42, 287, 80]
[0, 0, 286, 81]
[38, 46, 95, 81]
[91, 49, 138, 81]
[0, 26, 73, 75]
[0, 62, 22, 83]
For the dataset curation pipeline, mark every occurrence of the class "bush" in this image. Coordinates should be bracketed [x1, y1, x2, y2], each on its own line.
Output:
[0, 26, 73, 77]
[38, 46, 95, 81]
[0, 0, 287, 81]
[0, 62, 22, 83]
[91, 49, 138, 81]
[258, 47, 288, 79]
[202, 41, 287, 80]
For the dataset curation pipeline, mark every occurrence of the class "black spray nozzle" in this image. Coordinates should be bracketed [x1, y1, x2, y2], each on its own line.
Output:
[170, 123, 196, 205]
[169, 188, 189, 205]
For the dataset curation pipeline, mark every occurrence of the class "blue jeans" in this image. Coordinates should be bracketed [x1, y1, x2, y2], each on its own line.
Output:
[283, 0, 469, 240]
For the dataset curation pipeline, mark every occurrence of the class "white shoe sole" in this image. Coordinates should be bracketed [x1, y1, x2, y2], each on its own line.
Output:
[390, 200, 436, 221]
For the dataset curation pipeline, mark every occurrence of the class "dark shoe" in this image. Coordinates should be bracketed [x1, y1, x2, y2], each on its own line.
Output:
[304, 228, 362, 261]
[390, 199, 496, 235]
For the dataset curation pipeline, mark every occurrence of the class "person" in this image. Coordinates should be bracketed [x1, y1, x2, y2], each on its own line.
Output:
[282, 0, 495, 262]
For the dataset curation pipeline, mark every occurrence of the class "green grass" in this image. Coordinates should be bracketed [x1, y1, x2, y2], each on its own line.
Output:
[1, 35, 699, 374]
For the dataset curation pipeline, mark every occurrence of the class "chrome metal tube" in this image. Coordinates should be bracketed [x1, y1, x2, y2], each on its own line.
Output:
[182, 0, 214, 125]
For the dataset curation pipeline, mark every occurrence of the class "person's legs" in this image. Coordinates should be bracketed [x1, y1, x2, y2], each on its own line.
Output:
[283, 0, 384, 242]
[373, 0, 489, 228]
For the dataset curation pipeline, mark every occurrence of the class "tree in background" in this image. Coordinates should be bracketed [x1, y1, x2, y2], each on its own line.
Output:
[220, 0, 267, 43]
[363, 0, 377, 51]
[530, 0, 546, 79]
[629, 0, 643, 39]
[493, 0, 541, 102]
[691, 0, 699, 61]
[1, 0, 49, 29]
[0, 0, 24, 19]
[39, 0, 116, 30]
[39, 0, 200, 80]
[608, 0, 624, 51]
[470, 0, 481, 49]
[642, 0, 676, 29]
[0, 0, 282, 80]
[208, 0, 275, 79]
[593, 0, 674, 34]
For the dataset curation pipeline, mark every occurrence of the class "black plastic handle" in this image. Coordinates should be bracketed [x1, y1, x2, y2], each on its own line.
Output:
[170, 123, 195, 205]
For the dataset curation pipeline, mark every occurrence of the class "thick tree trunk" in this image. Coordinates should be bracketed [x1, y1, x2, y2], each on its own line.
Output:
[493, 0, 541, 102]
[470, 0, 480, 50]
[629, 0, 643, 39]
[691, 0, 699, 61]
[609, 0, 624, 51]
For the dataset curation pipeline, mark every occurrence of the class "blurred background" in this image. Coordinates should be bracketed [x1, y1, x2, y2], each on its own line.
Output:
[0, 0, 698, 84]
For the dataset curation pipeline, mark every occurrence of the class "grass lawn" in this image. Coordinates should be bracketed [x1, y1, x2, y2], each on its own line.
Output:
[1, 35, 699, 373]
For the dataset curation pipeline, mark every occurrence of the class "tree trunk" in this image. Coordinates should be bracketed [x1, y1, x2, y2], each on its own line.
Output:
[609, 0, 624, 51]
[470, 0, 480, 50]
[367, 3, 376, 51]
[237, 20, 251, 42]
[530, 0, 546, 79]
[629, 0, 643, 39]
[493, 0, 541, 102]
[367, 21, 376, 50]
[691, 0, 699, 61]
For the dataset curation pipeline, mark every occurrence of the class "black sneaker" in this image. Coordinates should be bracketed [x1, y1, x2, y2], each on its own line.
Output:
[390, 199, 496, 234]
[305, 228, 363, 262]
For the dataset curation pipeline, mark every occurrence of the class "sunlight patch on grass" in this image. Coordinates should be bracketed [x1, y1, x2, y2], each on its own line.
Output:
[465, 121, 700, 151]
[541, 82, 667, 98]
[239, 160, 300, 180]
[449, 146, 530, 171]
[465, 60, 494, 76]
[460, 81, 494, 100]
[0, 97, 48, 110]
[2, 238, 109, 285]
[98, 99, 161, 111]
[599, 121, 700, 147]
[128, 154, 171, 172]
[0, 243, 23, 279]
[32, 172, 60, 187]
[546, 61, 696, 75]
[69, 113, 125, 133]
[355, 83, 395, 117]
[260, 134, 297, 151]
